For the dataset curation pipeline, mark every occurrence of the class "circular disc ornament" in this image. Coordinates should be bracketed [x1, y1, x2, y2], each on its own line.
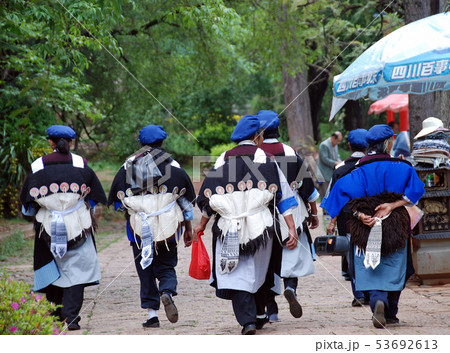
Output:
[159, 185, 168, 194]
[60, 182, 69, 192]
[179, 188, 186, 196]
[268, 184, 278, 193]
[237, 181, 246, 191]
[81, 184, 87, 193]
[39, 186, 48, 196]
[257, 181, 267, 190]
[70, 183, 80, 193]
[126, 188, 133, 197]
[30, 188, 39, 198]
[226, 184, 234, 193]
[290, 181, 298, 191]
[172, 186, 179, 194]
[151, 186, 158, 194]
[117, 191, 125, 200]
[204, 188, 212, 198]
[246, 180, 253, 190]
[85, 186, 91, 195]
[216, 186, 225, 195]
[50, 183, 59, 193]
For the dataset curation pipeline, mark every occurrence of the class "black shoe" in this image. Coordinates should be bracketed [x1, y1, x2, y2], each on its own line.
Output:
[284, 289, 303, 318]
[372, 300, 386, 328]
[255, 316, 269, 330]
[67, 323, 80, 331]
[142, 317, 160, 328]
[241, 324, 256, 335]
[161, 292, 178, 323]
[386, 317, 400, 325]
[352, 298, 365, 307]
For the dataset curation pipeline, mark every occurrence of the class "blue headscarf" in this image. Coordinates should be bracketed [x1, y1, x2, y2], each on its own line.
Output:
[348, 129, 368, 149]
[366, 124, 394, 145]
[46, 125, 76, 139]
[257, 110, 280, 131]
[231, 115, 261, 142]
[139, 125, 167, 145]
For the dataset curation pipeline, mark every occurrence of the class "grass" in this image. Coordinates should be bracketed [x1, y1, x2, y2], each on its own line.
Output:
[0, 230, 33, 263]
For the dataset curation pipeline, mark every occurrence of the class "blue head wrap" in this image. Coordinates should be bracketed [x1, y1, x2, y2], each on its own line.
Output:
[348, 129, 368, 149]
[139, 125, 167, 145]
[46, 125, 76, 139]
[256, 110, 280, 131]
[231, 115, 260, 142]
[366, 124, 394, 145]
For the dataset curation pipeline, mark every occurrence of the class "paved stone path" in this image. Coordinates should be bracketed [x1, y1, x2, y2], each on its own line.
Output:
[73, 208, 450, 336]
[4, 207, 450, 338]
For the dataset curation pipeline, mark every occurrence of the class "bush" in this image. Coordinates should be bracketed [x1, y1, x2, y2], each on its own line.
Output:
[194, 119, 237, 151]
[163, 133, 209, 165]
[0, 272, 65, 335]
[210, 142, 236, 159]
[0, 118, 52, 218]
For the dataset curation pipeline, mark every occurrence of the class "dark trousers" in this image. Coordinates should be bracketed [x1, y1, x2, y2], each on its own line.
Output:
[231, 282, 270, 326]
[266, 277, 299, 316]
[369, 290, 401, 319]
[284, 277, 298, 291]
[45, 284, 84, 324]
[132, 240, 178, 310]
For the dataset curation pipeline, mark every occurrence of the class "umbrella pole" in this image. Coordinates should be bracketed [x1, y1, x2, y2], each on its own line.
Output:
[400, 110, 409, 132]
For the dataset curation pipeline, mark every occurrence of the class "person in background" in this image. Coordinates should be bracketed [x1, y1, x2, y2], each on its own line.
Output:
[317, 131, 342, 201]
[322, 124, 425, 329]
[388, 121, 410, 158]
[323, 128, 370, 307]
[387, 121, 399, 135]
[108, 124, 195, 328]
[20, 125, 107, 331]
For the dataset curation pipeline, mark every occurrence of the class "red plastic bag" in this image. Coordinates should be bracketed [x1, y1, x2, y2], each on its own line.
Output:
[189, 232, 211, 280]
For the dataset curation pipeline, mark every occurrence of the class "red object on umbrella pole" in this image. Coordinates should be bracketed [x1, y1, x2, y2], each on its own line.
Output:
[368, 94, 409, 131]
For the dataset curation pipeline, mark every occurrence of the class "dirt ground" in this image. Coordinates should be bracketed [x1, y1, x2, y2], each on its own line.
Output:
[4, 205, 450, 340]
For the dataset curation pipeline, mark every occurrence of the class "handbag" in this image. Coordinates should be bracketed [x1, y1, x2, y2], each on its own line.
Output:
[189, 232, 211, 280]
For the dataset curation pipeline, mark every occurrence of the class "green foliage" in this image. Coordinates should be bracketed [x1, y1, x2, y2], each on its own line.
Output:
[194, 117, 238, 151]
[0, 0, 405, 187]
[163, 132, 208, 164]
[0, 272, 65, 335]
[1, 0, 124, 159]
[0, 118, 51, 218]
[210, 142, 236, 158]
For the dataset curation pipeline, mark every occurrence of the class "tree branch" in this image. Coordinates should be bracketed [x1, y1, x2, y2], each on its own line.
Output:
[112, 5, 201, 36]
[77, 114, 100, 150]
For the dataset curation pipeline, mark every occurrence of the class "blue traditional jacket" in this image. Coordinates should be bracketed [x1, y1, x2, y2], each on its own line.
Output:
[322, 155, 425, 218]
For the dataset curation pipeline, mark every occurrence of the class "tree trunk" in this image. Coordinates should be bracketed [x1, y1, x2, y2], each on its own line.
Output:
[436, 1, 450, 130]
[282, 68, 314, 151]
[278, 2, 314, 153]
[435, 90, 450, 129]
[308, 64, 329, 143]
[344, 100, 369, 131]
[403, 0, 444, 141]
